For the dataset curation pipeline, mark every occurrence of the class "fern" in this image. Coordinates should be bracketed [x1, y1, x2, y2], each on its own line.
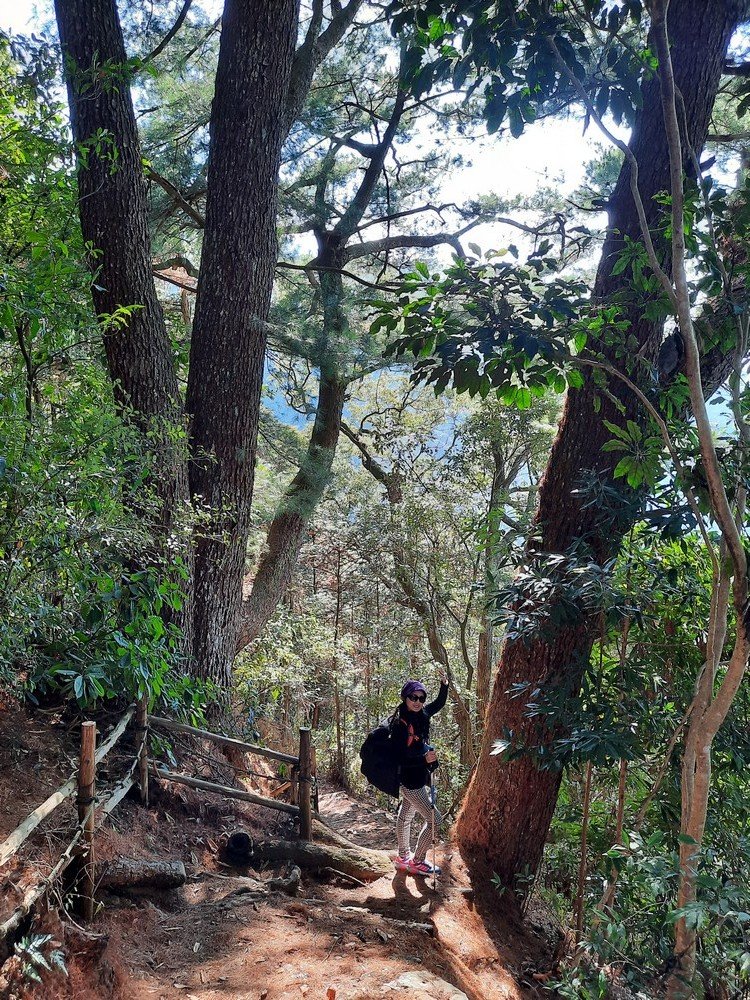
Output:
[14, 933, 68, 984]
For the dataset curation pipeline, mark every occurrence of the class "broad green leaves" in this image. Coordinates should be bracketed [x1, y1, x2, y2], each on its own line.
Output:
[378, 246, 589, 402]
[387, 0, 650, 136]
[601, 419, 662, 488]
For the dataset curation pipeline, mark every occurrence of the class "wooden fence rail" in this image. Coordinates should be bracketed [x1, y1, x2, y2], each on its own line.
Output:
[0, 700, 317, 951]
[151, 720, 315, 839]
[149, 716, 299, 765]
[0, 757, 146, 961]
[153, 767, 301, 816]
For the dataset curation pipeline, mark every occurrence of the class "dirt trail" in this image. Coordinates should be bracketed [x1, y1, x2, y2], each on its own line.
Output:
[0, 707, 557, 1000]
[87, 785, 553, 1000]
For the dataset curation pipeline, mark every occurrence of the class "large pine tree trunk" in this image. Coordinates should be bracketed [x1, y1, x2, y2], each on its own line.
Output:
[54, 0, 185, 524]
[54, 0, 193, 651]
[186, 0, 300, 687]
[455, 0, 741, 891]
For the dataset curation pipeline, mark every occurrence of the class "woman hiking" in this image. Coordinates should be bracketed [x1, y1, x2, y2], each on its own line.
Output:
[392, 672, 448, 876]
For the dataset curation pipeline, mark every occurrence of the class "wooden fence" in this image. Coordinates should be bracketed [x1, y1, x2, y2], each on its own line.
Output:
[0, 701, 317, 955]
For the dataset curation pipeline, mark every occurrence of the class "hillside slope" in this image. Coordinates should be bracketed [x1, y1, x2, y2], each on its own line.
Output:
[0, 705, 560, 1000]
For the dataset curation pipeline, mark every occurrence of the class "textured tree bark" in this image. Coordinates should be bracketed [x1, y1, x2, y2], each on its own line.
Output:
[455, 0, 743, 892]
[54, 0, 193, 651]
[54, 0, 186, 513]
[98, 859, 186, 892]
[186, 0, 300, 687]
[248, 837, 392, 882]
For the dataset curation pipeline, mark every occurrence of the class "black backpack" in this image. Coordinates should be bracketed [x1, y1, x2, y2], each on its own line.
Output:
[359, 717, 400, 798]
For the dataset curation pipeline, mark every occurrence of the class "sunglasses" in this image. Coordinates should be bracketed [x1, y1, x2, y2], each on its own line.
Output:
[407, 693, 426, 703]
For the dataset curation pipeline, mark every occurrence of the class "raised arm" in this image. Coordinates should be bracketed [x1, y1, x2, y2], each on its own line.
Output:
[426, 681, 449, 718]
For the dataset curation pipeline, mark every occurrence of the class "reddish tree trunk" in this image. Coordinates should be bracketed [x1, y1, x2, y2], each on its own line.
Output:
[455, 0, 742, 891]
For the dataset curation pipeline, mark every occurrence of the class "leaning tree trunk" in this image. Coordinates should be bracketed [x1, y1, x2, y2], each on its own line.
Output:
[455, 0, 742, 892]
[234, 81, 406, 653]
[236, 366, 346, 650]
[236, 233, 350, 652]
[186, 0, 300, 687]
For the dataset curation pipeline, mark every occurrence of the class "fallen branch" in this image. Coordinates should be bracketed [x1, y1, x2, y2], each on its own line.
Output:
[97, 859, 186, 892]
[244, 837, 392, 883]
[326, 868, 367, 886]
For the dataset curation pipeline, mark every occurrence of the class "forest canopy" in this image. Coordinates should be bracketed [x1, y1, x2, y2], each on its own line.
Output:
[2, 0, 750, 996]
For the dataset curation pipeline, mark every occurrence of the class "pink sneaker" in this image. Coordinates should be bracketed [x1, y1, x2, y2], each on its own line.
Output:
[394, 853, 413, 871]
[406, 859, 441, 877]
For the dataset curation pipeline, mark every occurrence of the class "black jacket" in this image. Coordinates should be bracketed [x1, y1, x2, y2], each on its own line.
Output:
[391, 682, 448, 790]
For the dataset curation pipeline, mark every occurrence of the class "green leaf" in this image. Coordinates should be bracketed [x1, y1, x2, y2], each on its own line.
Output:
[603, 420, 631, 441]
[516, 386, 532, 409]
[508, 106, 524, 138]
[611, 254, 630, 276]
[613, 456, 633, 480]
[677, 833, 699, 845]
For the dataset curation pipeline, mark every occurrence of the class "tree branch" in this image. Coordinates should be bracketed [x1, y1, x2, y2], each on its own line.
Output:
[140, 0, 193, 65]
[341, 230, 470, 263]
[147, 167, 205, 228]
[283, 0, 364, 137]
[340, 420, 402, 501]
[153, 254, 200, 277]
[334, 81, 407, 238]
[276, 259, 401, 292]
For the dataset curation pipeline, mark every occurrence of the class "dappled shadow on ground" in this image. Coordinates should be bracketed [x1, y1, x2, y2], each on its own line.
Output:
[0, 711, 559, 1000]
[318, 785, 397, 850]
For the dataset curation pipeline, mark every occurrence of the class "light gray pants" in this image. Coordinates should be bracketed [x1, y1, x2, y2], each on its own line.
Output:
[396, 785, 442, 862]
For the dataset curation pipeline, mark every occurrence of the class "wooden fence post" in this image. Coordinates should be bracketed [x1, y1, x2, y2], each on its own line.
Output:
[298, 728, 312, 842]
[310, 745, 319, 812]
[77, 721, 97, 921]
[136, 695, 149, 807]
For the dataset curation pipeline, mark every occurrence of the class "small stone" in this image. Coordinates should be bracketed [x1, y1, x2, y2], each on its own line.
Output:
[384, 971, 469, 998]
